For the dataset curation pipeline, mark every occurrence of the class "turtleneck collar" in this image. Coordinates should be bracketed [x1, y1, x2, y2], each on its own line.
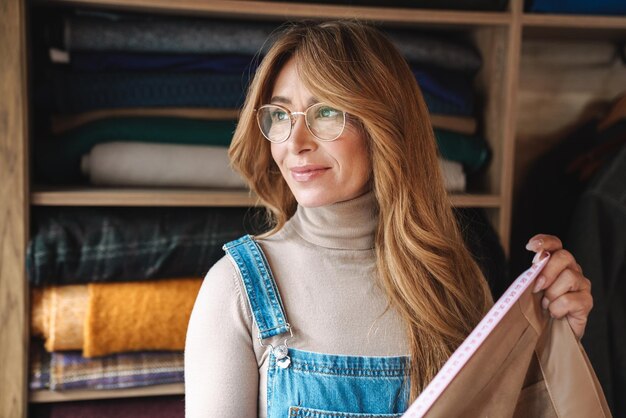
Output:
[289, 191, 378, 250]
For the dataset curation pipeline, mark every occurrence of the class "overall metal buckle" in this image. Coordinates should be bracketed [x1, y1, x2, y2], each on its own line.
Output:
[258, 324, 293, 369]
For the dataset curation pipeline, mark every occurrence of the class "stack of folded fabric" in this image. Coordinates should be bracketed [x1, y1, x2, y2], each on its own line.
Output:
[28, 205, 263, 391]
[384, 28, 491, 190]
[34, 10, 277, 188]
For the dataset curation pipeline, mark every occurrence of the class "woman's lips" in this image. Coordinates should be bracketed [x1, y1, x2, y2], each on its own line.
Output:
[289, 166, 330, 182]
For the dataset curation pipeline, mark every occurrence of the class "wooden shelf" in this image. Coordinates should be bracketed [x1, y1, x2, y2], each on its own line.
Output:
[522, 13, 626, 39]
[522, 13, 626, 29]
[41, 0, 512, 27]
[31, 187, 260, 207]
[30, 383, 184, 403]
[31, 187, 501, 208]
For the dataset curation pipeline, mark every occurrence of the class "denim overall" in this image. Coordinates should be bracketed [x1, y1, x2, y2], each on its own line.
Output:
[223, 235, 410, 418]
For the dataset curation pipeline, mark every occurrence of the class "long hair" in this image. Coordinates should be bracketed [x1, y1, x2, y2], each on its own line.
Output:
[229, 20, 493, 400]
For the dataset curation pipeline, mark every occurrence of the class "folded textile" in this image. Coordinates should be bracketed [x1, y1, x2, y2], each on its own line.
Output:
[41, 69, 249, 114]
[27, 206, 263, 286]
[527, 0, 626, 14]
[60, 15, 278, 55]
[30, 279, 201, 356]
[413, 66, 475, 112]
[81, 142, 247, 189]
[84, 278, 201, 357]
[35, 116, 237, 184]
[386, 30, 482, 73]
[423, 90, 475, 116]
[31, 285, 88, 352]
[29, 340, 184, 391]
[522, 40, 619, 67]
[439, 159, 466, 192]
[29, 395, 184, 418]
[50, 108, 239, 135]
[29, 341, 51, 390]
[55, 51, 259, 74]
[50, 349, 184, 390]
[434, 129, 491, 173]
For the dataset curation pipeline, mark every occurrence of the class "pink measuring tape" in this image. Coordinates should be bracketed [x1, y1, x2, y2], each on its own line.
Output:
[401, 252, 551, 418]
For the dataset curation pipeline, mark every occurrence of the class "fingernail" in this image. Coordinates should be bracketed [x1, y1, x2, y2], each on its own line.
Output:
[541, 297, 549, 310]
[533, 275, 545, 293]
[526, 239, 543, 251]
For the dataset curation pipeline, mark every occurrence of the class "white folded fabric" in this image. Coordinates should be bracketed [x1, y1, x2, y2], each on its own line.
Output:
[81, 141, 247, 189]
[439, 158, 466, 193]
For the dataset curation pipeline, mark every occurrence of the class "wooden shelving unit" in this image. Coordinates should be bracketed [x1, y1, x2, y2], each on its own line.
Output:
[2, 0, 624, 415]
[30, 383, 184, 403]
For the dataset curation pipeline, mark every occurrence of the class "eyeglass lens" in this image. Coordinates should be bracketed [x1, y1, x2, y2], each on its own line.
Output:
[257, 103, 345, 142]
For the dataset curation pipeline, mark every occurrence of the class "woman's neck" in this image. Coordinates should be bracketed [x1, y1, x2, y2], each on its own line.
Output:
[289, 191, 378, 250]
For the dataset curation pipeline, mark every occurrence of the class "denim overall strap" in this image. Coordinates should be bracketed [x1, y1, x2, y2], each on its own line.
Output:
[223, 234, 291, 340]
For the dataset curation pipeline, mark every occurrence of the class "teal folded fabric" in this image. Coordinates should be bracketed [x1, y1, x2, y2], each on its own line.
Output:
[434, 129, 491, 173]
[34, 117, 237, 184]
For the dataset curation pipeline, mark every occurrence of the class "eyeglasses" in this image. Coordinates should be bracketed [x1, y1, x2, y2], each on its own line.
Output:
[255, 103, 347, 143]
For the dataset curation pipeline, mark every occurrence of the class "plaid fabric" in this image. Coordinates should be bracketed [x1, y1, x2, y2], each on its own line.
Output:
[49, 350, 184, 390]
[29, 340, 51, 390]
[27, 206, 265, 286]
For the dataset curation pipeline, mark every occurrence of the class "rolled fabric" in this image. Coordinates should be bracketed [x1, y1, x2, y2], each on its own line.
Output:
[50, 350, 184, 390]
[83, 278, 202, 357]
[439, 158, 466, 193]
[30, 285, 89, 352]
[34, 116, 237, 184]
[27, 206, 262, 286]
[63, 16, 278, 54]
[81, 142, 247, 189]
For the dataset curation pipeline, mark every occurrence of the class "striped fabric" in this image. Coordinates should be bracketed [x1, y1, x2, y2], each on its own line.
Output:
[30, 342, 184, 391]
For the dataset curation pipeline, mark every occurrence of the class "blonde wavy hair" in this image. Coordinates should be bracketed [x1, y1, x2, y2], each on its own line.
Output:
[229, 20, 494, 400]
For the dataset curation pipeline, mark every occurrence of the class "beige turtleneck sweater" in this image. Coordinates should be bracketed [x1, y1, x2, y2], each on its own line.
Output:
[184, 192, 409, 418]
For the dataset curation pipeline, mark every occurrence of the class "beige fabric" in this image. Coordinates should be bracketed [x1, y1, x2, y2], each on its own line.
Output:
[185, 191, 409, 418]
[422, 277, 611, 417]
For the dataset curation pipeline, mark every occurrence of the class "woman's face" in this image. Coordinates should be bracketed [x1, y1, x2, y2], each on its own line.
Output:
[269, 58, 371, 208]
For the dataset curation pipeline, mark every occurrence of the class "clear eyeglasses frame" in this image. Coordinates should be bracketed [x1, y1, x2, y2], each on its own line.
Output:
[255, 102, 347, 143]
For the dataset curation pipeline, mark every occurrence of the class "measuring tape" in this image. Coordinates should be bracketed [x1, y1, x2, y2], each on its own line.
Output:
[401, 252, 551, 418]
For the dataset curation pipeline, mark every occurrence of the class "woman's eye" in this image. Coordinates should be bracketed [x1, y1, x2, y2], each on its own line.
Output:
[271, 110, 288, 121]
[317, 106, 339, 119]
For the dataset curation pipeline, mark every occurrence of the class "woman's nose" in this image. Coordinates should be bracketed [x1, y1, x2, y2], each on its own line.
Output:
[288, 115, 316, 154]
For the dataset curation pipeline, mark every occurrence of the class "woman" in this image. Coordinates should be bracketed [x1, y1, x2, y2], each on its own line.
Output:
[185, 21, 592, 417]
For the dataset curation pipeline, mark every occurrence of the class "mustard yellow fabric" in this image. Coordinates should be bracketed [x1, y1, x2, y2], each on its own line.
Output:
[84, 278, 202, 357]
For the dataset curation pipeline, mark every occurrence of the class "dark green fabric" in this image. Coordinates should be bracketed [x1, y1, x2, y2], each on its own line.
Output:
[434, 129, 491, 173]
[26, 206, 266, 286]
[34, 117, 237, 184]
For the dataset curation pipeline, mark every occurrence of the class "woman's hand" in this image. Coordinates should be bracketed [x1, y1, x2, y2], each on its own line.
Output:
[526, 234, 593, 340]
